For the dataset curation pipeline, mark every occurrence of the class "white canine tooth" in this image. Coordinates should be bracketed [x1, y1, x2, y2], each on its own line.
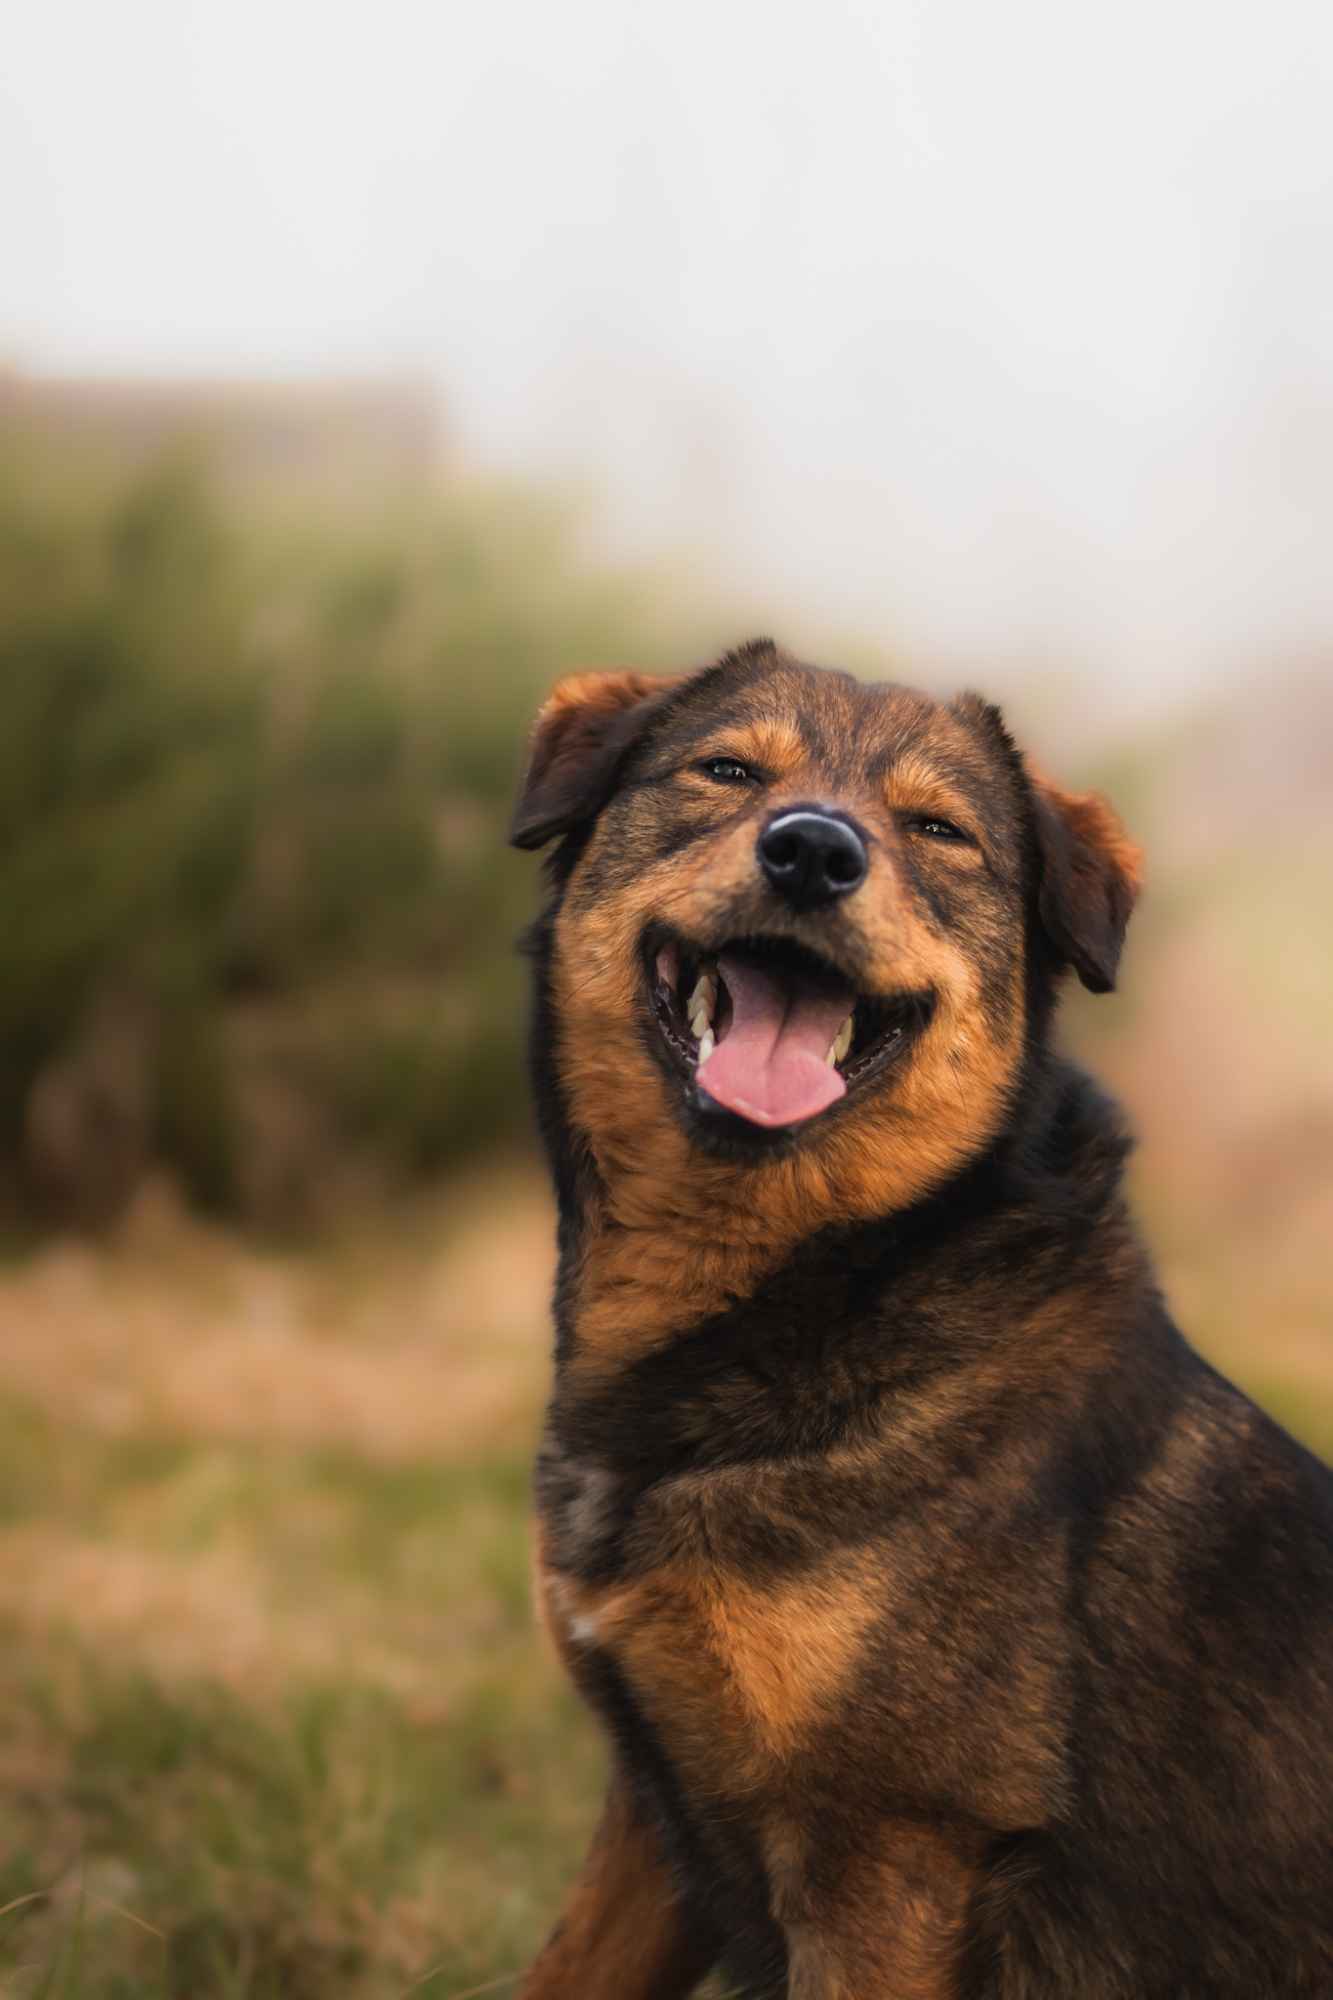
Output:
[697, 1028, 715, 1063]
[829, 1015, 854, 1067]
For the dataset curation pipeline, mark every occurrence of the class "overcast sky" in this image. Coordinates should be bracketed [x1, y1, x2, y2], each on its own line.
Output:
[5, 0, 1333, 706]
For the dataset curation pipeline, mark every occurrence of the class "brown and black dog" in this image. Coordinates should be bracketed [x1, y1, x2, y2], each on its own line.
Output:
[509, 640, 1333, 1999]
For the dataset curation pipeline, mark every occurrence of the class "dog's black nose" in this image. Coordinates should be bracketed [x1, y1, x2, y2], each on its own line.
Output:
[757, 809, 868, 910]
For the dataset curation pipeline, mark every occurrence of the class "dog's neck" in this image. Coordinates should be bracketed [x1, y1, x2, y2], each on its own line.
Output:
[557, 1149, 833, 1375]
[541, 1056, 1149, 1486]
[527, 910, 1054, 1377]
[534, 938, 1138, 1388]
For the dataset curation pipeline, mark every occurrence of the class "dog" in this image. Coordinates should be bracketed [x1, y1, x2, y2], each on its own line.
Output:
[509, 640, 1333, 1999]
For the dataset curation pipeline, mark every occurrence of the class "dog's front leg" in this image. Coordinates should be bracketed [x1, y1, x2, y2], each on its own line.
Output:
[517, 1772, 718, 2000]
[785, 1919, 962, 2000]
[775, 1833, 977, 2000]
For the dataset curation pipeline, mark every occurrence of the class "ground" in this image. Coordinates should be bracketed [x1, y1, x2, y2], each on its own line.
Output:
[0, 1146, 1328, 1998]
[0, 1167, 600, 1999]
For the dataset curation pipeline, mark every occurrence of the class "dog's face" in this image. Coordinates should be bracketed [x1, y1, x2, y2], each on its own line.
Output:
[514, 642, 1139, 1227]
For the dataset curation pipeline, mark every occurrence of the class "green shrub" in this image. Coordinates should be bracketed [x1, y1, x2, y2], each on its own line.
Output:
[0, 438, 701, 1230]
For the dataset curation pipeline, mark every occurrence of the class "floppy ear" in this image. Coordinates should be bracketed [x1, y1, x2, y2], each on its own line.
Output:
[509, 671, 679, 850]
[1029, 771, 1143, 993]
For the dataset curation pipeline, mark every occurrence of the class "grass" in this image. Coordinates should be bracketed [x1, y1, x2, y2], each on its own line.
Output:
[0, 1651, 602, 1998]
[0, 450, 1328, 1994]
[0, 1148, 1329, 1999]
[0, 1167, 604, 1999]
[0, 1633, 602, 1999]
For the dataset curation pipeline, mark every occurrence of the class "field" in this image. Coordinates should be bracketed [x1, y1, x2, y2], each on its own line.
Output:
[0, 439, 1330, 1997]
[2, 1084, 1331, 1997]
[0, 1165, 593, 1998]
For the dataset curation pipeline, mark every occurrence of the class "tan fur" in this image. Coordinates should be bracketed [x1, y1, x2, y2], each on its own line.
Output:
[778, 1822, 980, 1999]
[543, 1547, 886, 1793]
[1047, 783, 1144, 899]
[690, 714, 808, 779]
[516, 1774, 714, 2000]
[512, 671, 681, 847]
[883, 749, 988, 861]
[1026, 764, 1145, 901]
[550, 703, 1027, 1373]
[534, 669, 678, 735]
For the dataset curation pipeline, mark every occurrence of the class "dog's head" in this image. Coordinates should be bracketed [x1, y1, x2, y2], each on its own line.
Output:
[514, 641, 1140, 1225]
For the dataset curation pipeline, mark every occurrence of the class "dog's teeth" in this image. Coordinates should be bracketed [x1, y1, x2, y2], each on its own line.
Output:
[687, 974, 716, 1017]
[687, 973, 716, 1040]
[828, 1015, 854, 1067]
[697, 1028, 715, 1063]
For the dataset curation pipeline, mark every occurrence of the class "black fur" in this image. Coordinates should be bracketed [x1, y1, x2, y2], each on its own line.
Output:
[516, 646, 1333, 1999]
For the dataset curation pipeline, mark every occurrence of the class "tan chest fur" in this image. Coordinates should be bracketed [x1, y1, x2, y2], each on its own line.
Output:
[542, 1534, 885, 1801]
[536, 1447, 1073, 1844]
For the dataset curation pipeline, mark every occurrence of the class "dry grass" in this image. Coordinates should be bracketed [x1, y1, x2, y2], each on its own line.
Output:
[0, 1164, 595, 1998]
[1, 898, 1331, 1995]
[0, 1168, 553, 1466]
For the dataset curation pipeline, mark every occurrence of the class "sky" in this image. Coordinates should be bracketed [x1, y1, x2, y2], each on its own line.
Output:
[5, 0, 1333, 708]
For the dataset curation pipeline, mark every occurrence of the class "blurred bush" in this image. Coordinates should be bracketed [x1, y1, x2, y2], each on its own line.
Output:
[6, 420, 1331, 1266]
[0, 434, 693, 1233]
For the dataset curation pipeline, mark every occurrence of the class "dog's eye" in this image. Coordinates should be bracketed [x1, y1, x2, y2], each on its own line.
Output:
[907, 814, 971, 843]
[699, 757, 755, 785]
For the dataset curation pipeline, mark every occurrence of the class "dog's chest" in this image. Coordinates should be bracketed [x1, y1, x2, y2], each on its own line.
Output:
[536, 1449, 887, 1801]
[536, 1435, 1074, 1849]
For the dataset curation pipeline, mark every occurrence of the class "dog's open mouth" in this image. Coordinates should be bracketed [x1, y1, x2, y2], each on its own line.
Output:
[647, 932, 928, 1133]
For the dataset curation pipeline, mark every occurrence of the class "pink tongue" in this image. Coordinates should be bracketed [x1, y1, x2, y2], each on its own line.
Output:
[698, 952, 851, 1129]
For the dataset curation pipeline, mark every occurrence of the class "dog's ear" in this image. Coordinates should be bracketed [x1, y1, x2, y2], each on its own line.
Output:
[510, 671, 679, 850]
[1029, 770, 1142, 993]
